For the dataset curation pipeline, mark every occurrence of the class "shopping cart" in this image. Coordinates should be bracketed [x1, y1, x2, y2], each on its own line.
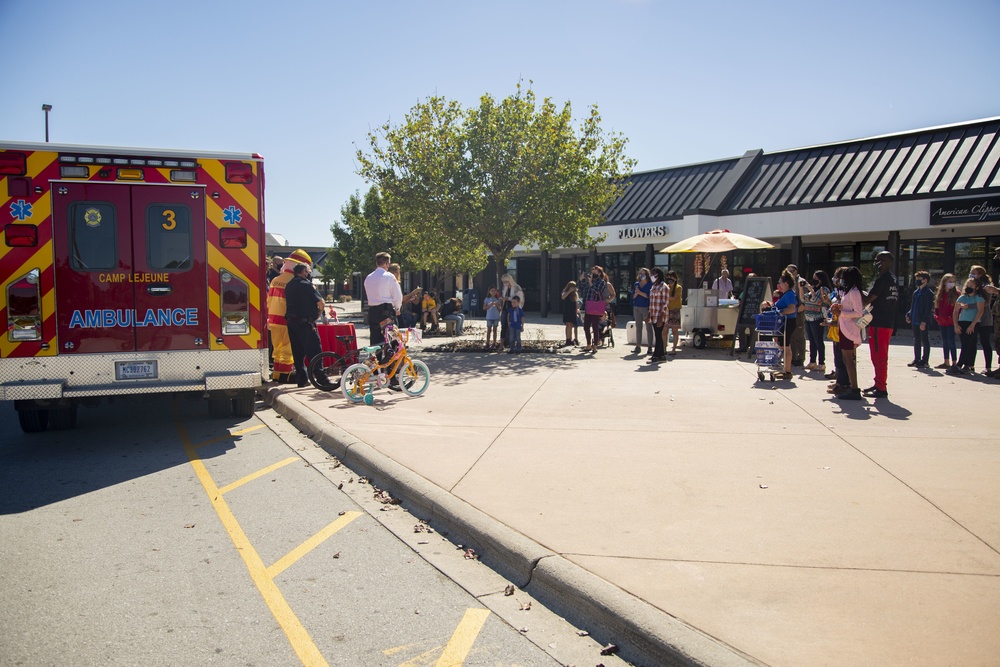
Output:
[754, 309, 785, 382]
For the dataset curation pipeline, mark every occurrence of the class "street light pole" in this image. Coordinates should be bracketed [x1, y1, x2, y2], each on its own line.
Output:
[41, 104, 52, 142]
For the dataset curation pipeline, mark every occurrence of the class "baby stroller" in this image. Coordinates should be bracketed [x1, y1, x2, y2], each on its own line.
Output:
[598, 306, 616, 348]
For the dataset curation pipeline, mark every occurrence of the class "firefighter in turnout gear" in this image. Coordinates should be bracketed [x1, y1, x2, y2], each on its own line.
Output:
[267, 249, 312, 383]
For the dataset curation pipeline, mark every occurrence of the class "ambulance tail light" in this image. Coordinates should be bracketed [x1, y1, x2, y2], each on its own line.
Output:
[220, 270, 250, 335]
[225, 162, 253, 184]
[5, 224, 39, 247]
[0, 152, 27, 176]
[220, 227, 247, 248]
[7, 269, 42, 342]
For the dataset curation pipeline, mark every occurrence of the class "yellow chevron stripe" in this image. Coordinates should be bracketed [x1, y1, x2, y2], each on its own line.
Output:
[26, 149, 58, 178]
[206, 283, 262, 350]
[201, 160, 260, 217]
[206, 242, 262, 307]
[0, 238, 56, 358]
[207, 198, 261, 267]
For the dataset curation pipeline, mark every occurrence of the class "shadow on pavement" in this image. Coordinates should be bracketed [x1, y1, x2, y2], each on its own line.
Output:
[0, 395, 249, 514]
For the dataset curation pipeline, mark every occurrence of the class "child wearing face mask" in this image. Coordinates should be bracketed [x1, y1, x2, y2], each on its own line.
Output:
[933, 274, 959, 369]
[948, 278, 985, 375]
[906, 270, 934, 368]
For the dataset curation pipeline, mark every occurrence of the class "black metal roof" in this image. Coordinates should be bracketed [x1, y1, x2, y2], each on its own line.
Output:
[723, 117, 1000, 212]
[603, 159, 738, 224]
[604, 117, 1000, 223]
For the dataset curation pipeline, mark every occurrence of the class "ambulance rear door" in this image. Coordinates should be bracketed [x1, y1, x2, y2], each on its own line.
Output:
[52, 182, 208, 355]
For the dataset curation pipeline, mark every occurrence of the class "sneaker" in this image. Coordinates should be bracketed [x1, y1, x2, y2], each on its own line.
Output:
[907, 360, 919, 367]
[835, 388, 863, 401]
[805, 363, 817, 371]
[862, 387, 888, 398]
[915, 361, 928, 368]
[824, 371, 837, 379]
[632, 346, 641, 354]
[827, 384, 846, 394]
[935, 362, 950, 369]
[815, 364, 825, 372]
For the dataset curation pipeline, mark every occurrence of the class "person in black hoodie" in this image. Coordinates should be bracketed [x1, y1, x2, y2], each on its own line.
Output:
[905, 270, 933, 368]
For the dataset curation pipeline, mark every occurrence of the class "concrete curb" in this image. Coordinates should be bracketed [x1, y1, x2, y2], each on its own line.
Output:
[264, 387, 760, 667]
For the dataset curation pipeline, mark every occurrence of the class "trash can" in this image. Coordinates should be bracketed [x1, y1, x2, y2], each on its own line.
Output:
[464, 289, 480, 316]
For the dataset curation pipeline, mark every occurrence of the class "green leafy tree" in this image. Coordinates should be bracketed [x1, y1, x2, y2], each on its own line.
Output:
[356, 81, 635, 284]
[328, 186, 407, 281]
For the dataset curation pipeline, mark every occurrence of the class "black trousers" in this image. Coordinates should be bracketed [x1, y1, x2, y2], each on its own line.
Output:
[499, 302, 511, 346]
[652, 321, 665, 358]
[287, 317, 322, 382]
[368, 303, 396, 346]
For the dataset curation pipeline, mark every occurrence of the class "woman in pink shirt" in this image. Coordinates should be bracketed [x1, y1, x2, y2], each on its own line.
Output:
[831, 266, 865, 401]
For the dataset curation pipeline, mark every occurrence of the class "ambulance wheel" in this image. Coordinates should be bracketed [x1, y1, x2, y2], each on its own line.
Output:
[208, 396, 232, 418]
[692, 331, 707, 349]
[232, 391, 255, 419]
[18, 408, 49, 433]
[48, 405, 78, 430]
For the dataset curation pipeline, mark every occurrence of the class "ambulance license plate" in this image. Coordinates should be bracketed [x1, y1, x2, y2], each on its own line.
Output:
[115, 360, 158, 381]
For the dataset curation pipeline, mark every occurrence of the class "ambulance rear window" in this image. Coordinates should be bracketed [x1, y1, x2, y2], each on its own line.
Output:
[69, 202, 117, 270]
[146, 204, 192, 270]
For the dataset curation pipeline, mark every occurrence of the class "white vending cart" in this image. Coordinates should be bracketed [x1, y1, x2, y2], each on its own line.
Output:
[681, 288, 740, 348]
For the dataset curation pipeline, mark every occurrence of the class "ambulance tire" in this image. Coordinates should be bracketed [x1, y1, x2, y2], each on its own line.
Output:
[208, 396, 233, 418]
[48, 405, 78, 430]
[18, 409, 49, 434]
[232, 391, 255, 419]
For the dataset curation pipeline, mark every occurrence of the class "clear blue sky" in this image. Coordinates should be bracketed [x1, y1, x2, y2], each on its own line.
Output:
[2, 0, 998, 247]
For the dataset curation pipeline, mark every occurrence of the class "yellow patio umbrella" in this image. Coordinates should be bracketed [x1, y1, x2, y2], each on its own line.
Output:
[659, 228, 774, 253]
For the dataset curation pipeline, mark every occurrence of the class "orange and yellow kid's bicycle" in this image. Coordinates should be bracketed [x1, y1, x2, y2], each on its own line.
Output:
[340, 325, 430, 404]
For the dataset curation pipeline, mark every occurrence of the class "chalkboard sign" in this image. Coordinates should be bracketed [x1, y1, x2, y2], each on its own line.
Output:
[737, 277, 773, 329]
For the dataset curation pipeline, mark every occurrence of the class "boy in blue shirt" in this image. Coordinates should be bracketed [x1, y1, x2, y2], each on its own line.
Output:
[508, 295, 525, 353]
[906, 270, 933, 368]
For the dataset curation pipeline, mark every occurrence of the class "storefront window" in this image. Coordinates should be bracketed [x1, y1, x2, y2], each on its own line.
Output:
[859, 242, 887, 287]
[955, 238, 987, 282]
[899, 240, 946, 286]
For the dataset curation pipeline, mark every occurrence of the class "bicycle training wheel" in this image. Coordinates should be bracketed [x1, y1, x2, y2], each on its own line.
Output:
[308, 349, 360, 391]
[341, 363, 375, 403]
[399, 359, 430, 397]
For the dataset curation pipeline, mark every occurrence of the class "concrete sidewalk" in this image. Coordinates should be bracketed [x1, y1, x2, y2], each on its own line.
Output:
[267, 306, 1000, 666]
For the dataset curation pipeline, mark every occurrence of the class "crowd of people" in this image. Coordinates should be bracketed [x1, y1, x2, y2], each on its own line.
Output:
[758, 249, 1000, 401]
[266, 247, 1000, 393]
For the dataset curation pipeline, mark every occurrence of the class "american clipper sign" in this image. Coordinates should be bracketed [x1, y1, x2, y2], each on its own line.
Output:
[930, 196, 1000, 225]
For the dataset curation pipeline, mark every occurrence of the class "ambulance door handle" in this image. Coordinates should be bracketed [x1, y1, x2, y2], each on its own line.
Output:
[147, 284, 173, 296]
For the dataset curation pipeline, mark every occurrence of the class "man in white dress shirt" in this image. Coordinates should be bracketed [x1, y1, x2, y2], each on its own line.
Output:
[364, 252, 403, 346]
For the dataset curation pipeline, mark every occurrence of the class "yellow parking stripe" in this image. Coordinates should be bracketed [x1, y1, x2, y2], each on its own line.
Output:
[218, 457, 299, 495]
[175, 413, 329, 667]
[267, 512, 363, 579]
[434, 608, 491, 667]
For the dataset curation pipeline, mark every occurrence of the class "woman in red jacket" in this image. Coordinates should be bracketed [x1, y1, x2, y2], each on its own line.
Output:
[933, 273, 959, 369]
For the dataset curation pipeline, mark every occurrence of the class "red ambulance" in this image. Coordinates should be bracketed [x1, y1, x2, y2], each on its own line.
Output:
[1, 141, 268, 432]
